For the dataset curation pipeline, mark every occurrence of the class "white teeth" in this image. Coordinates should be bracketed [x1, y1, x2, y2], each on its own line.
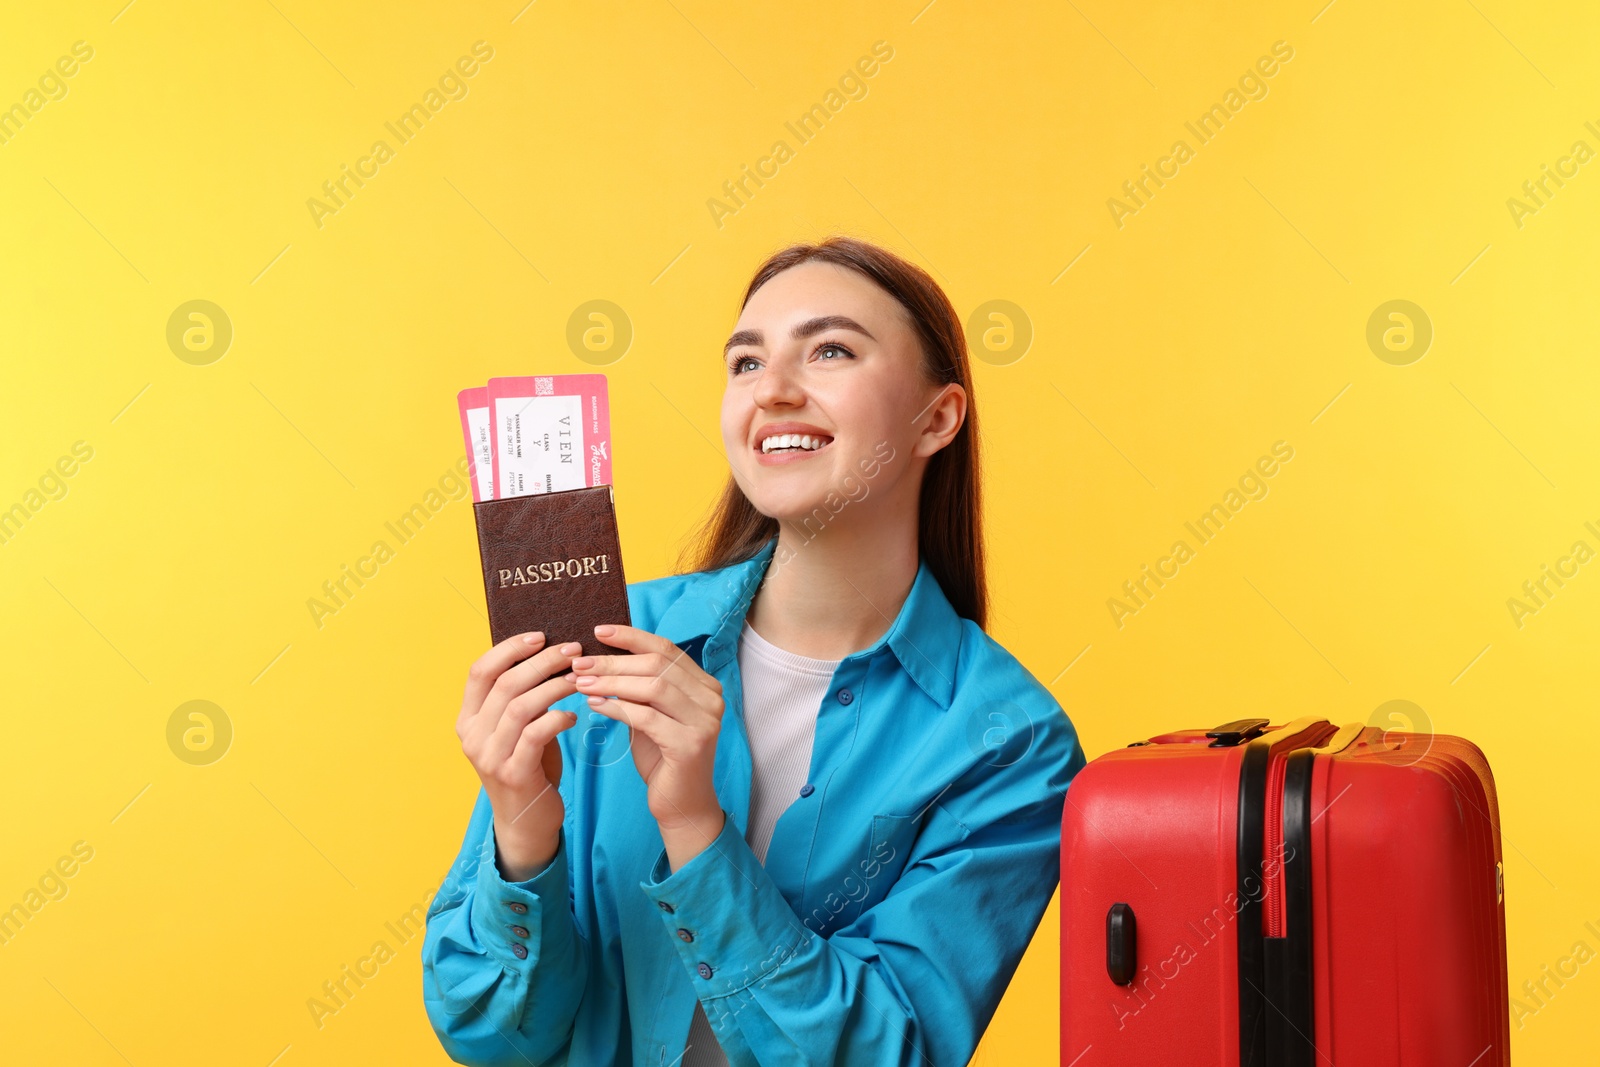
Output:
[761, 433, 830, 453]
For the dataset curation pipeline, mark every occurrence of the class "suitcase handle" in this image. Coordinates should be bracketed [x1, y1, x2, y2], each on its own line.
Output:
[1105, 903, 1136, 985]
[1205, 718, 1271, 747]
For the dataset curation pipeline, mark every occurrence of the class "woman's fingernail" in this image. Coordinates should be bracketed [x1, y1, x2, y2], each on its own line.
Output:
[576, 675, 596, 686]
[560, 642, 582, 655]
[586, 695, 605, 707]
[594, 624, 615, 637]
[524, 632, 543, 645]
[570, 656, 594, 670]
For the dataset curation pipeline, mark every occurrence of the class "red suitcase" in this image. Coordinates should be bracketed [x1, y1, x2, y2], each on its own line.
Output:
[1060, 716, 1509, 1066]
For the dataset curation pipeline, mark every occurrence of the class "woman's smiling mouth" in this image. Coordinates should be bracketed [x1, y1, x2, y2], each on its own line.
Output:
[754, 423, 835, 464]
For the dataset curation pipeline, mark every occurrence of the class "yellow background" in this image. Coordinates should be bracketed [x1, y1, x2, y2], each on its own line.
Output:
[2, 0, 1596, 1063]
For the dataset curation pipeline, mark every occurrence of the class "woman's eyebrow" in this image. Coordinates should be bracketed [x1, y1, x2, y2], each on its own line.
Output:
[724, 315, 876, 355]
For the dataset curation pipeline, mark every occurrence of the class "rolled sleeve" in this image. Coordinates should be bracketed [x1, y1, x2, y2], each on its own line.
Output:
[471, 821, 579, 968]
[637, 812, 811, 998]
[422, 787, 588, 1067]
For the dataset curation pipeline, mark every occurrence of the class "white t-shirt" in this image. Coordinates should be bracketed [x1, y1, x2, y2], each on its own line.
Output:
[681, 620, 842, 1067]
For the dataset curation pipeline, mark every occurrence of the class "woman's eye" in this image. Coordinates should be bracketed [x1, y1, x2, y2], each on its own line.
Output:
[729, 344, 853, 374]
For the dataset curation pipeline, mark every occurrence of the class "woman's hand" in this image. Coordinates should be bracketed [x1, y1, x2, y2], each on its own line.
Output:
[457, 631, 582, 881]
[571, 624, 727, 868]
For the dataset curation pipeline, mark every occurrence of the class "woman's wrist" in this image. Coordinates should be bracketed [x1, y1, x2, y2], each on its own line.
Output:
[493, 812, 563, 883]
[659, 804, 726, 874]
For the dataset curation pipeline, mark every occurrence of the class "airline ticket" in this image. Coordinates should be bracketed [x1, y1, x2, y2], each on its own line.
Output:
[456, 374, 612, 499]
[456, 387, 494, 502]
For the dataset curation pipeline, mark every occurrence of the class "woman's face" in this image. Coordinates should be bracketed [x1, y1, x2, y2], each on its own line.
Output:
[720, 260, 961, 525]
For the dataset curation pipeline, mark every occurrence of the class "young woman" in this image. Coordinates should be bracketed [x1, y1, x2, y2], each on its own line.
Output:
[423, 236, 1085, 1066]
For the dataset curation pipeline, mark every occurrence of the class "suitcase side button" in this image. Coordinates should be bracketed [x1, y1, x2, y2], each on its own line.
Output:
[1106, 902, 1137, 986]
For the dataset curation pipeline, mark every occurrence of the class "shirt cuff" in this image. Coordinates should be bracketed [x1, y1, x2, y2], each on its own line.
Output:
[471, 822, 571, 969]
[636, 810, 812, 998]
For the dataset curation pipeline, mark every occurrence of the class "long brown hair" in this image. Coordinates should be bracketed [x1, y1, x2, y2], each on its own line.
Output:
[674, 235, 987, 629]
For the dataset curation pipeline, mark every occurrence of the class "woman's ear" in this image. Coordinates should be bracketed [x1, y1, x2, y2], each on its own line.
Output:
[912, 382, 967, 458]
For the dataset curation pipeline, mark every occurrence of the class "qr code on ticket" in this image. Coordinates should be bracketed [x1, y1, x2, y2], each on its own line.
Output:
[534, 376, 554, 396]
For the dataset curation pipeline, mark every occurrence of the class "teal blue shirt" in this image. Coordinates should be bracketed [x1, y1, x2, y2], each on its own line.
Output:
[422, 535, 1086, 1065]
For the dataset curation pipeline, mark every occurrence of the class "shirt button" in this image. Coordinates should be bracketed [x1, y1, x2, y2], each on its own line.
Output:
[508, 924, 530, 938]
[837, 688, 853, 705]
[507, 901, 528, 914]
[696, 962, 713, 979]
[658, 900, 674, 913]
[677, 928, 694, 942]
[511, 943, 528, 960]
[798, 783, 814, 798]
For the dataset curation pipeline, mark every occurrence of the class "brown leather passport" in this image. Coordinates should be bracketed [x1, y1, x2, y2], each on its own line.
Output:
[471, 484, 632, 658]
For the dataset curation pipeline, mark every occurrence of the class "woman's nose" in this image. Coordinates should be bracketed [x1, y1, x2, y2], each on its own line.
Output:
[752, 355, 805, 406]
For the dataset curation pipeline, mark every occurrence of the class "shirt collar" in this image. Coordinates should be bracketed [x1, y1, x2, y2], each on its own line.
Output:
[654, 535, 961, 709]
